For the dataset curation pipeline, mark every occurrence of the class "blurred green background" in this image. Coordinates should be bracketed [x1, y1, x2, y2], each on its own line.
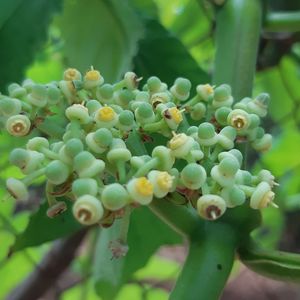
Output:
[1, 0, 300, 299]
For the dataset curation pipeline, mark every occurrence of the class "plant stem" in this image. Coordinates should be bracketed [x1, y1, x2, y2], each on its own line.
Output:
[170, 223, 237, 300]
[213, 0, 263, 100]
[264, 11, 300, 33]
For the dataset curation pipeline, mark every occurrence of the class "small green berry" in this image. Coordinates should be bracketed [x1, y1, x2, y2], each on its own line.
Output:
[101, 183, 130, 210]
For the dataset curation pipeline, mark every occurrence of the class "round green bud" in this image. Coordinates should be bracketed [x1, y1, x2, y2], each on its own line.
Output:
[198, 122, 218, 146]
[8, 83, 27, 98]
[27, 137, 49, 151]
[107, 138, 131, 163]
[234, 97, 251, 111]
[146, 76, 165, 93]
[101, 183, 130, 210]
[86, 100, 102, 115]
[135, 102, 155, 124]
[257, 169, 277, 187]
[250, 182, 275, 209]
[212, 84, 233, 108]
[27, 84, 47, 107]
[217, 126, 236, 150]
[0, 97, 22, 117]
[152, 146, 175, 171]
[10, 148, 44, 174]
[221, 185, 246, 207]
[6, 114, 31, 136]
[218, 149, 243, 167]
[248, 113, 260, 129]
[215, 107, 232, 126]
[197, 194, 226, 220]
[186, 126, 198, 138]
[72, 178, 98, 197]
[74, 151, 105, 178]
[180, 163, 207, 190]
[6, 178, 29, 201]
[45, 160, 70, 184]
[211, 157, 239, 187]
[22, 79, 34, 92]
[247, 93, 269, 117]
[96, 84, 114, 103]
[93, 128, 113, 147]
[115, 89, 134, 108]
[117, 110, 135, 130]
[65, 138, 84, 157]
[252, 133, 272, 152]
[65, 104, 90, 124]
[127, 177, 154, 205]
[235, 170, 252, 185]
[170, 77, 191, 101]
[190, 102, 206, 120]
[51, 141, 64, 153]
[130, 155, 151, 170]
[73, 195, 104, 225]
[46, 84, 61, 105]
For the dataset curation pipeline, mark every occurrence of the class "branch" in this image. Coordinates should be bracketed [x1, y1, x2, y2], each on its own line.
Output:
[7, 228, 88, 300]
[264, 11, 300, 33]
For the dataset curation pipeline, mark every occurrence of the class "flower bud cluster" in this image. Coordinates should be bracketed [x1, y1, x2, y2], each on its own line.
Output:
[2, 68, 277, 225]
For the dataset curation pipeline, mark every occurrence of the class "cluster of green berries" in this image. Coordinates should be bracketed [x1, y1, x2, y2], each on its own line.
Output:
[2, 67, 277, 226]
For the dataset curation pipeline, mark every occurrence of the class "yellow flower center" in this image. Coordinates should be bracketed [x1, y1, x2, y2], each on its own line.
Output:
[64, 68, 80, 81]
[169, 107, 183, 124]
[85, 70, 101, 81]
[169, 133, 188, 150]
[97, 106, 115, 121]
[231, 115, 246, 130]
[136, 177, 153, 196]
[204, 84, 214, 95]
[157, 172, 173, 191]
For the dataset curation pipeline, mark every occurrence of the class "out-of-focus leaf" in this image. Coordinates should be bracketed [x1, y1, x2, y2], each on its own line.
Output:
[0, 0, 62, 90]
[11, 199, 81, 251]
[94, 220, 126, 300]
[58, 0, 143, 82]
[239, 242, 300, 282]
[251, 208, 284, 249]
[123, 206, 181, 277]
[262, 125, 300, 177]
[255, 66, 294, 121]
[129, 0, 158, 17]
[133, 19, 210, 87]
[94, 206, 181, 299]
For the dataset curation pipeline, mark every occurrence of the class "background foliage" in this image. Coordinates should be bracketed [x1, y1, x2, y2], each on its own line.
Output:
[1, 0, 300, 299]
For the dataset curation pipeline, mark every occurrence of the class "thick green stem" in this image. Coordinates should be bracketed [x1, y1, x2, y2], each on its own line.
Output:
[264, 11, 300, 33]
[213, 0, 263, 100]
[170, 223, 237, 300]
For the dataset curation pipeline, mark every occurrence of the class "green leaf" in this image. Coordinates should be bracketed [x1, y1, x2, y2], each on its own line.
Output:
[11, 199, 81, 252]
[58, 0, 143, 82]
[239, 241, 300, 282]
[94, 220, 126, 300]
[94, 206, 181, 299]
[0, 0, 62, 90]
[133, 18, 210, 87]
